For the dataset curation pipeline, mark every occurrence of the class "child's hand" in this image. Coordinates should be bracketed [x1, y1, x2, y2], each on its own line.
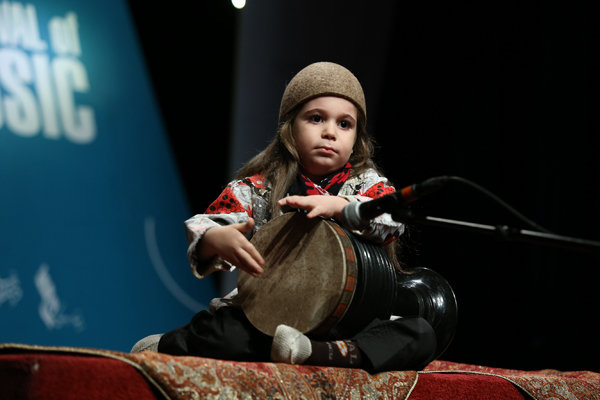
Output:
[278, 195, 349, 219]
[200, 218, 264, 277]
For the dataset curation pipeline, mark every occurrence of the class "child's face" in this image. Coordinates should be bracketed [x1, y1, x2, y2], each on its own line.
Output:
[293, 96, 357, 182]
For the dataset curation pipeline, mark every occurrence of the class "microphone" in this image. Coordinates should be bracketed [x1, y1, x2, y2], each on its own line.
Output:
[340, 176, 450, 230]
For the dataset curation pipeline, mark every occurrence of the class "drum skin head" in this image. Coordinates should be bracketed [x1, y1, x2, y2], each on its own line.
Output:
[237, 212, 348, 336]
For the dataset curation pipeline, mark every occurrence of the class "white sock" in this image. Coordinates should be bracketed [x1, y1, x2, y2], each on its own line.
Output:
[130, 333, 163, 353]
[270, 325, 312, 364]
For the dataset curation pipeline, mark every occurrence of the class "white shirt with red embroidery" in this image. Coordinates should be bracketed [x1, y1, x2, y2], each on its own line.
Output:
[185, 168, 404, 279]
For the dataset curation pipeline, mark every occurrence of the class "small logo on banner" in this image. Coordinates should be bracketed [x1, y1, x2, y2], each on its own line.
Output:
[0, 271, 22, 307]
[34, 263, 85, 331]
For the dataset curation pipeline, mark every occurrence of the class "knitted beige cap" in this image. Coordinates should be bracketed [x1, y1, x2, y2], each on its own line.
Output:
[278, 62, 366, 124]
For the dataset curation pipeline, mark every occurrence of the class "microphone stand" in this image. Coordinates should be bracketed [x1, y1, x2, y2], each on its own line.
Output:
[391, 208, 600, 256]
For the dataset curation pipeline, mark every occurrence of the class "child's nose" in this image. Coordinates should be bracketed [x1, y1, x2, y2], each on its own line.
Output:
[322, 121, 337, 139]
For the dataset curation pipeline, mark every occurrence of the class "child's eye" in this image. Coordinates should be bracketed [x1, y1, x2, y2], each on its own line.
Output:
[309, 115, 323, 123]
[339, 120, 352, 129]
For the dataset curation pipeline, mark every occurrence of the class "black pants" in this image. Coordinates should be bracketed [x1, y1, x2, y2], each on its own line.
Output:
[158, 307, 437, 373]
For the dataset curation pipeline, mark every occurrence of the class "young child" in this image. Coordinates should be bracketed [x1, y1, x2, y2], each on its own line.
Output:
[132, 62, 437, 372]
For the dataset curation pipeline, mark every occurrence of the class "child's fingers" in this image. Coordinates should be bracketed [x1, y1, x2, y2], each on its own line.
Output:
[279, 195, 312, 210]
[242, 240, 265, 267]
[227, 219, 265, 276]
[232, 217, 255, 233]
[230, 244, 264, 277]
[278, 196, 297, 207]
[304, 207, 322, 219]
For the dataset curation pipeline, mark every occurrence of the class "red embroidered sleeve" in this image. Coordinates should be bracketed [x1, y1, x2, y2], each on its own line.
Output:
[360, 181, 395, 199]
[205, 185, 247, 215]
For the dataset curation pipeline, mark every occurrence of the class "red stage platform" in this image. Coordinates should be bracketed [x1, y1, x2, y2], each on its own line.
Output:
[1, 343, 598, 399]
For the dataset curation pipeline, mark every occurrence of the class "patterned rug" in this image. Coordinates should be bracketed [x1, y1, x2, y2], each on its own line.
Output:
[423, 360, 600, 400]
[1, 343, 598, 400]
[125, 350, 417, 400]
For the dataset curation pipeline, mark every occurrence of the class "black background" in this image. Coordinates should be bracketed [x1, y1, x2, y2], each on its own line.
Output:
[127, 1, 599, 371]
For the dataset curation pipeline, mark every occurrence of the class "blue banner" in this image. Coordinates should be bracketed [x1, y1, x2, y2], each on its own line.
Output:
[0, 0, 216, 351]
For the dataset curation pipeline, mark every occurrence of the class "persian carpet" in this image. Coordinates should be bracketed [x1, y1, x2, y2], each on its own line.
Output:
[1, 343, 598, 400]
[422, 360, 600, 400]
